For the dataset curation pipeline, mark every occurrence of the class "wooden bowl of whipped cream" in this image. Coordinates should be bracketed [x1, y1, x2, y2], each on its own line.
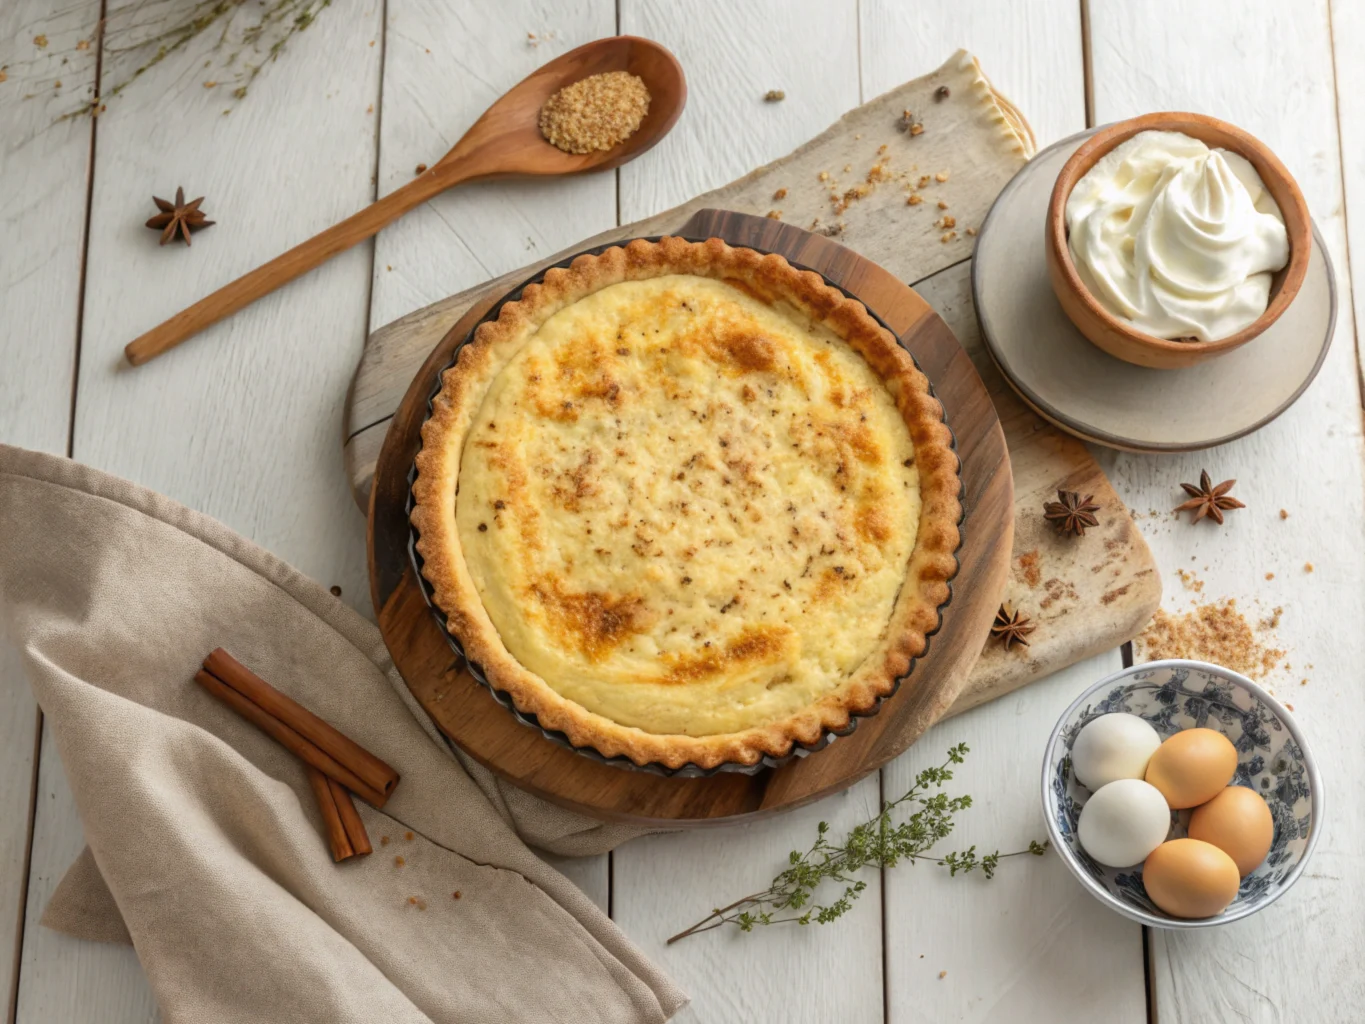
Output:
[1046, 111, 1310, 369]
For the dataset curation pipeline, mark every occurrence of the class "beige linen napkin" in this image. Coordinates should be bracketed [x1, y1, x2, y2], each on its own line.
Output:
[0, 444, 685, 1023]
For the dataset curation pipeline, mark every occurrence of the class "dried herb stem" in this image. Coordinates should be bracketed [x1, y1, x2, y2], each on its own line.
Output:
[5, 0, 334, 121]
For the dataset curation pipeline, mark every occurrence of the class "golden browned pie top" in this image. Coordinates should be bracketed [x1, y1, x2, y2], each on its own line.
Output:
[411, 237, 961, 769]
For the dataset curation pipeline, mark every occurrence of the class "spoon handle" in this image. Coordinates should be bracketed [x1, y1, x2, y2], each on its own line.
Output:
[124, 169, 456, 366]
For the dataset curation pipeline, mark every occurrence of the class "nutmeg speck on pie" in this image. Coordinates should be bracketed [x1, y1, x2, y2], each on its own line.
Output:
[410, 237, 961, 770]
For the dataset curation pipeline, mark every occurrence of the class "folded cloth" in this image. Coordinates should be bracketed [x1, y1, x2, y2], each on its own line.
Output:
[0, 444, 685, 1024]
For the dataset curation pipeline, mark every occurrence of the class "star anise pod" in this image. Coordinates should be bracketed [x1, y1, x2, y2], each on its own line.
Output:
[991, 604, 1035, 651]
[1043, 489, 1100, 537]
[145, 187, 214, 246]
[1174, 470, 1245, 525]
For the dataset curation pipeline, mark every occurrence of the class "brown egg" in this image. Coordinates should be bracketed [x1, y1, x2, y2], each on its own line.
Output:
[1143, 838, 1241, 918]
[1189, 786, 1274, 876]
[1144, 728, 1238, 809]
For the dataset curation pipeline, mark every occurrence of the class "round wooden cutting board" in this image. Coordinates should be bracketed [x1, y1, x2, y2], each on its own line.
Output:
[368, 209, 1013, 826]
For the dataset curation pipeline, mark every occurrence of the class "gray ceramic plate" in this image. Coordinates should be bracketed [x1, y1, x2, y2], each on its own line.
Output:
[972, 127, 1337, 453]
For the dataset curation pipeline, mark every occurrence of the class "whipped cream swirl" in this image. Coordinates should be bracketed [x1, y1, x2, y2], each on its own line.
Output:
[1065, 129, 1289, 342]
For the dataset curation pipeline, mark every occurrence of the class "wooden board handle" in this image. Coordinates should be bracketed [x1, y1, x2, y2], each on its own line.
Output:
[124, 170, 455, 366]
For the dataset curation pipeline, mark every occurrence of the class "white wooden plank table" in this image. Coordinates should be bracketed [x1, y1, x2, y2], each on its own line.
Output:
[1, 3, 1361, 1021]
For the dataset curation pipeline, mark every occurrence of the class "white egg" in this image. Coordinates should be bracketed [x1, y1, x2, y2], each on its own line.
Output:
[1076, 779, 1172, 867]
[1071, 713, 1162, 791]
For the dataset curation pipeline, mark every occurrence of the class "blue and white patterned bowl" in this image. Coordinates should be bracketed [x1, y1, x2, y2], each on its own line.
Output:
[1041, 659, 1323, 929]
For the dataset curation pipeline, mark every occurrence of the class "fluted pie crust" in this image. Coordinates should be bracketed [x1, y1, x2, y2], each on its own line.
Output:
[411, 237, 961, 769]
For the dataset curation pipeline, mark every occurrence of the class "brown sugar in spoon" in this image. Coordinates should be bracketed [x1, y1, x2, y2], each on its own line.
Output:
[124, 36, 686, 366]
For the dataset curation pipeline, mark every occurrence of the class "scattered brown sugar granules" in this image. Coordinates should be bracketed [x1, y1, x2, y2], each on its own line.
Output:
[1137, 599, 1285, 679]
[539, 71, 650, 154]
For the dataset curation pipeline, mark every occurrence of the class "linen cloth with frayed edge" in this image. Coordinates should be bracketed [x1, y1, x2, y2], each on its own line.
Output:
[0, 444, 685, 1024]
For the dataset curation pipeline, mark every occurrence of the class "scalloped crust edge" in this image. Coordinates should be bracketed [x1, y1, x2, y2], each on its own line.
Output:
[410, 236, 962, 770]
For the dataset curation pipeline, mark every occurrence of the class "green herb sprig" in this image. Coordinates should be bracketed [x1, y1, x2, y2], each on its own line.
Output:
[667, 744, 1047, 944]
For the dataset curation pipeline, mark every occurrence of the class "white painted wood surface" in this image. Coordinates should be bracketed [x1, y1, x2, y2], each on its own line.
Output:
[882, 655, 1143, 1024]
[1089, 3, 1365, 1022]
[613, 778, 885, 1024]
[860, 0, 1085, 150]
[1333, 0, 1365, 369]
[0, 0, 98, 1014]
[3, 1, 1365, 1021]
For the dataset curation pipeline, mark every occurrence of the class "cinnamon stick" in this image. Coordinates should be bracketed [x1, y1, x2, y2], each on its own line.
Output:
[306, 766, 354, 862]
[202, 648, 399, 804]
[328, 777, 372, 857]
[194, 669, 388, 807]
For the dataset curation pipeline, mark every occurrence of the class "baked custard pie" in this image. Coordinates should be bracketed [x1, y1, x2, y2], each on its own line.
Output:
[411, 237, 961, 769]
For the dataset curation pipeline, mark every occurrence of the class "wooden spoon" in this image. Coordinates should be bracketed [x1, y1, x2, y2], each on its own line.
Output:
[124, 36, 686, 366]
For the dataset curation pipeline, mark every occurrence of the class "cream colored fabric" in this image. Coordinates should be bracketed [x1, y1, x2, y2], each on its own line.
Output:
[0, 444, 685, 1024]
